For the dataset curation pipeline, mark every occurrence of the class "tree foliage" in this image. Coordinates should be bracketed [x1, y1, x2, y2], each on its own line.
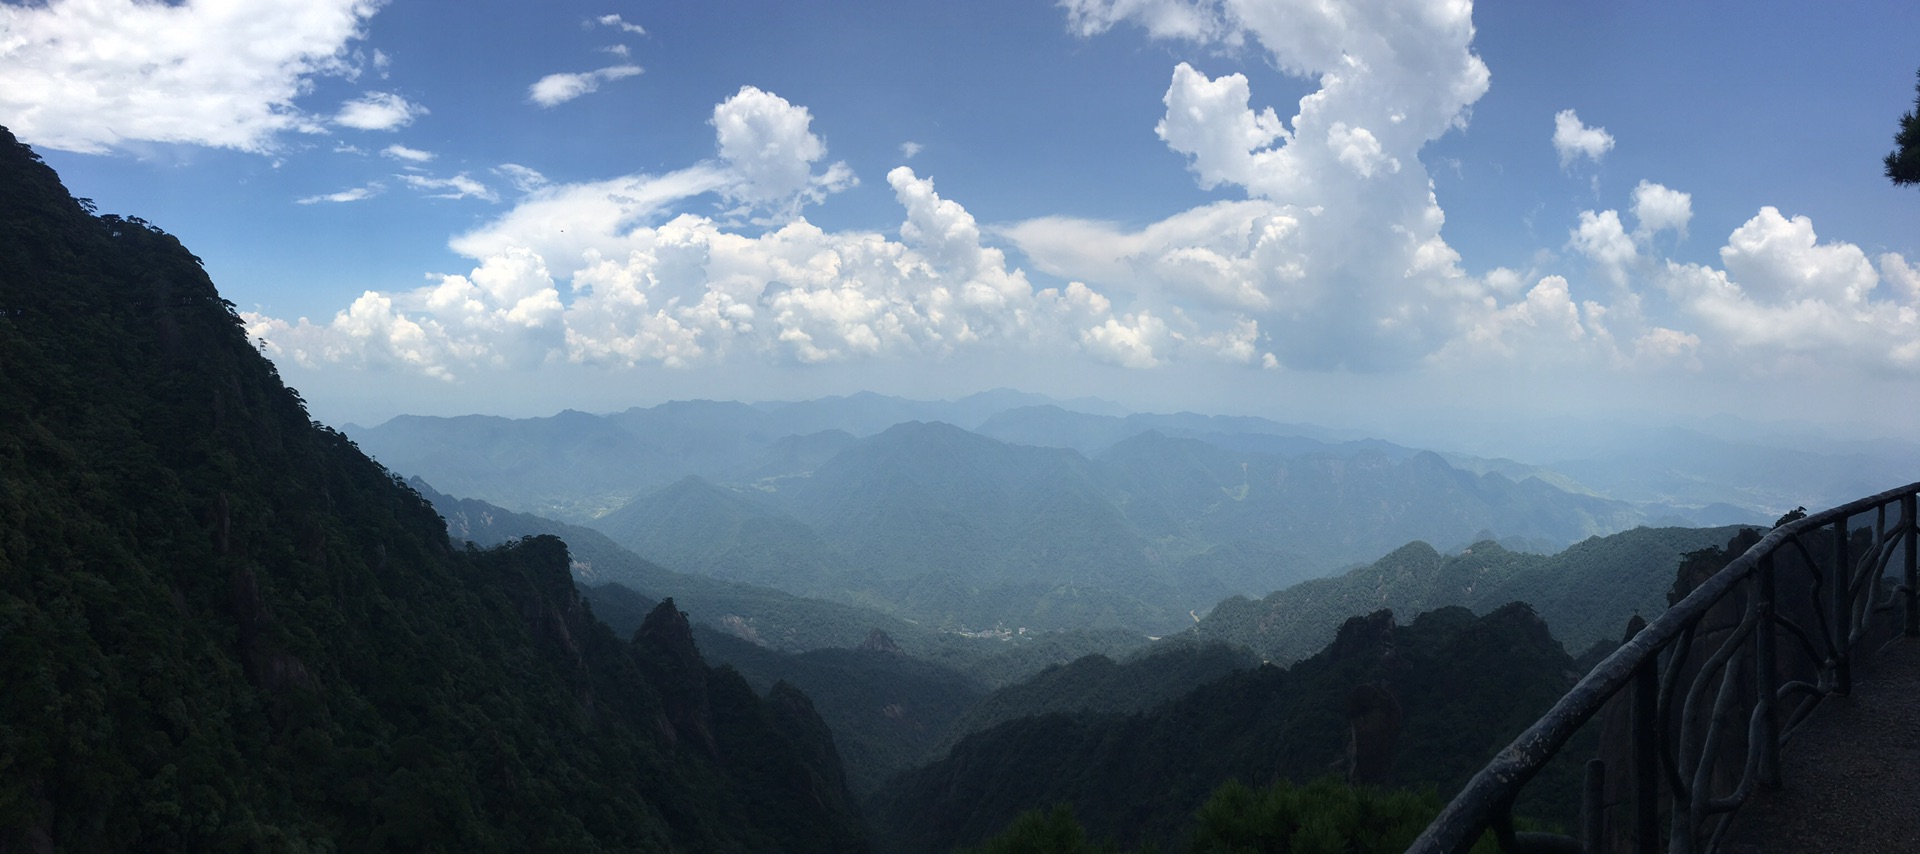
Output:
[867, 604, 1590, 853]
[1888, 68, 1920, 186]
[0, 125, 866, 851]
[964, 778, 1511, 854]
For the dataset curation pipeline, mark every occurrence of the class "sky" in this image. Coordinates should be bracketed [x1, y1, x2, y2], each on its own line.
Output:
[5, 0, 1919, 449]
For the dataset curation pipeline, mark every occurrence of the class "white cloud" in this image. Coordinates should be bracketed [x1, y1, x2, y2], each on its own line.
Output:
[248, 89, 1264, 382]
[1553, 109, 1614, 169]
[1631, 180, 1691, 239]
[0, 0, 378, 153]
[382, 144, 435, 163]
[1446, 275, 1590, 360]
[527, 65, 643, 107]
[1883, 253, 1920, 302]
[335, 91, 427, 131]
[298, 184, 382, 205]
[595, 13, 647, 35]
[901, 141, 924, 159]
[1026, 0, 1492, 370]
[448, 164, 732, 274]
[247, 249, 566, 380]
[399, 173, 498, 202]
[372, 49, 391, 78]
[494, 163, 550, 194]
[1568, 209, 1638, 284]
[600, 44, 631, 57]
[1003, 200, 1292, 311]
[711, 86, 856, 214]
[1718, 207, 1877, 307]
[1062, 0, 1230, 42]
[1655, 208, 1919, 371]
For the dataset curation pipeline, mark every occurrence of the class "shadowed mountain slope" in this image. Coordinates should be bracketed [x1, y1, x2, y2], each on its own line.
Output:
[0, 127, 866, 852]
[1197, 524, 1752, 664]
[867, 604, 1584, 854]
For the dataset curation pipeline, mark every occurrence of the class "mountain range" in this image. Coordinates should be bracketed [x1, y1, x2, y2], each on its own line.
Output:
[354, 399, 1771, 637]
[7, 119, 1878, 853]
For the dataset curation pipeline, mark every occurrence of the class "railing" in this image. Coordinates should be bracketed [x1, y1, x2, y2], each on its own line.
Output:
[1406, 481, 1920, 854]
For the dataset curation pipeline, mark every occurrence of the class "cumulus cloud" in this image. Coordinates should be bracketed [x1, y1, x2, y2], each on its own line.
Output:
[1631, 180, 1691, 239]
[246, 86, 1262, 382]
[1446, 275, 1590, 360]
[335, 91, 427, 131]
[528, 65, 643, 107]
[382, 144, 435, 163]
[248, 248, 565, 380]
[298, 184, 382, 205]
[901, 141, 924, 159]
[1553, 109, 1614, 169]
[0, 0, 378, 153]
[1022, 0, 1490, 370]
[399, 173, 498, 202]
[1654, 208, 1918, 371]
[1569, 209, 1638, 285]
[711, 86, 856, 214]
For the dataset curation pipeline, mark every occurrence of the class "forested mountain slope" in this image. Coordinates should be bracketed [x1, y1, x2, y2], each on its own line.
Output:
[867, 604, 1586, 854]
[928, 639, 1260, 761]
[1197, 525, 1752, 664]
[412, 478, 1151, 683]
[0, 127, 866, 851]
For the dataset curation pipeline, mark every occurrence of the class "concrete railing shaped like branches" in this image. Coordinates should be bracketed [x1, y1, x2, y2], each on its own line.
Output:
[1406, 482, 1920, 854]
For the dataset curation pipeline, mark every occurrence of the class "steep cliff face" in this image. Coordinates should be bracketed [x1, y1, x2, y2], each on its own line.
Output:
[0, 127, 865, 852]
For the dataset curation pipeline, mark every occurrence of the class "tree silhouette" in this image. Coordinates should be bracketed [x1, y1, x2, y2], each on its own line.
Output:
[1888, 68, 1920, 187]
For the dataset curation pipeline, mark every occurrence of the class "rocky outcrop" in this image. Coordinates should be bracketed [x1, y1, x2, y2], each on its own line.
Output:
[636, 598, 718, 757]
[859, 628, 902, 654]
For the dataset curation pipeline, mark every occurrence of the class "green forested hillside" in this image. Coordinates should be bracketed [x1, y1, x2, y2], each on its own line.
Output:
[413, 477, 1153, 686]
[0, 128, 866, 851]
[867, 603, 1588, 854]
[1197, 524, 1752, 664]
[590, 473, 846, 594]
[690, 630, 988, 796]
[930, 639, 1260, 760]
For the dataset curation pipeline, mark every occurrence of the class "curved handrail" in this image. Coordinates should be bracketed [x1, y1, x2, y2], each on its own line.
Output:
[1407, 481, 1920, 854]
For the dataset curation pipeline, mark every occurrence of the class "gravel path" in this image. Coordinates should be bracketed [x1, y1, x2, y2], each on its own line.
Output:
[1722, 636, 1920, 853]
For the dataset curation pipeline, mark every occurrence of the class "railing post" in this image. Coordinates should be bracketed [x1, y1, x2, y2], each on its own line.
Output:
[1906, 494, 1918, 638]
[1630, 619, 1659, 854]
[1834, 515, 1851, 696]
[1756, 552, 1781, 791]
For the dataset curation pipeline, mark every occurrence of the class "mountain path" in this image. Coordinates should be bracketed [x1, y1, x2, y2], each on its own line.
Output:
[1722, 636, 1920, 852]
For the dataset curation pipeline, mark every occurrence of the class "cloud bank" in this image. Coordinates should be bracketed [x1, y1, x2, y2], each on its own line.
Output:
[0, 0, 380, 153]
[239, 2, 1918, 408]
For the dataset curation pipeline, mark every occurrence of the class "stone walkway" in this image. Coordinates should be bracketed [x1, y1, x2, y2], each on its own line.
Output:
[1722, 636, 1920, 852]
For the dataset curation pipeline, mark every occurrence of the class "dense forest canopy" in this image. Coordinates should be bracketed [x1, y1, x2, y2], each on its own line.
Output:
[0, 126, 866, 851]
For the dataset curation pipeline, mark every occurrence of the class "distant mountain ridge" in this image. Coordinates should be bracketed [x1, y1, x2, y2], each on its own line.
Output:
[354, 394, 1763, 636]
[1195, 524, 1754, 664]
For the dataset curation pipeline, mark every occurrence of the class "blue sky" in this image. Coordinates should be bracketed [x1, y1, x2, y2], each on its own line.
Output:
[6, 0, 1919, 446]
